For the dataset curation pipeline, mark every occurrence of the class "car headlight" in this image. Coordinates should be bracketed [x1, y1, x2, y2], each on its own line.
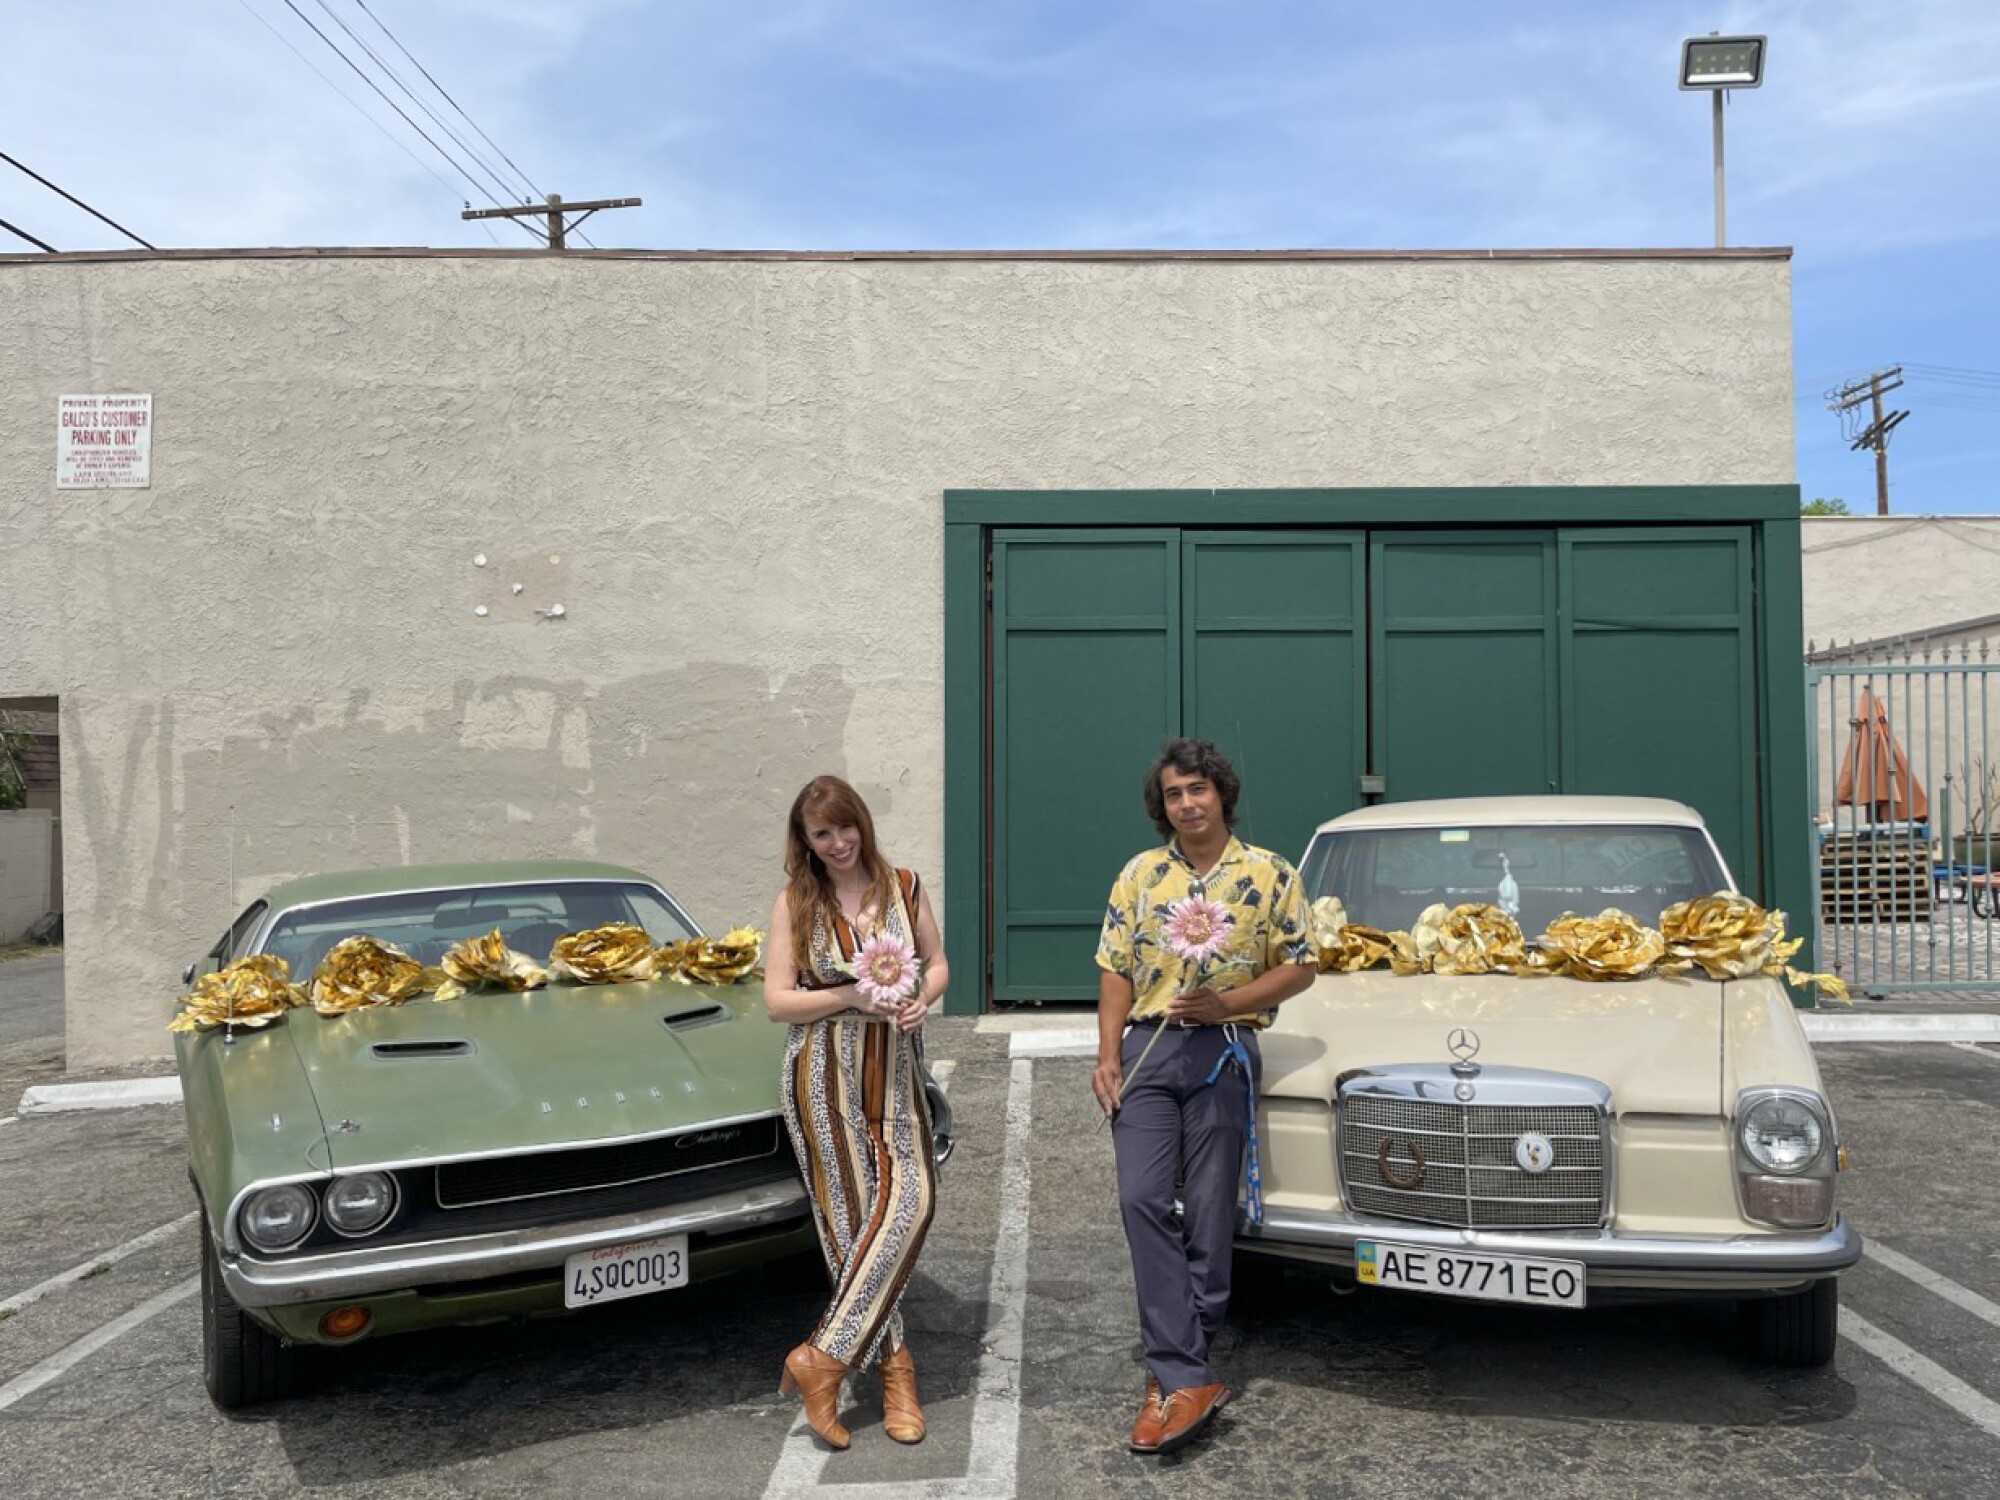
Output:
[323, 1172, 398, 1236]
[1738, 1093, 1828, 1175]
[240, 1183, 318, 1251]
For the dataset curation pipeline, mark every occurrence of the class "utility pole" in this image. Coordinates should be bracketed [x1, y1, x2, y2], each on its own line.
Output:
[1828, 367, 1909, 516]
[462, 193, 641, 250]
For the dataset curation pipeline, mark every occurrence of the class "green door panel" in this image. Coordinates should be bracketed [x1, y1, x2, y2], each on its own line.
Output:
[1183, 532, 1365, 864]
[1559, 528, 1759, 891]
[1371, 533, 1560, 802]
[992, 531, 1179, 1001]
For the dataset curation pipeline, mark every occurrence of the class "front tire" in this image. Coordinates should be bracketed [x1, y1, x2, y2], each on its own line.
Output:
[1742, 1277, 1839, 1367]
[200, 1216, 295, 1409]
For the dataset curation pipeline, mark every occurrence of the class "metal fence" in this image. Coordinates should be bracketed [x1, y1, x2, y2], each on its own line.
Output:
[1808, 638, 2000, 995]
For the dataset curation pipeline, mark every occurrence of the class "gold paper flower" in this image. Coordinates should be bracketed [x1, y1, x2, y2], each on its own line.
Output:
[549, 923, 659, 984]
[309, 936, 445, 1015]
[1309, 896, 1396, 973]
[169, 954, 306, 1033]
[1416, 902, 1528, 976]
[1532, 909, 1668, 982]
[656, 926, 765, 986]
[433, 927, 550, 1002]
[1663, 892, 1850, 1003]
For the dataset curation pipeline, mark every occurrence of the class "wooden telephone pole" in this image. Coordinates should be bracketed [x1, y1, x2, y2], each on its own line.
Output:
[1829, 367, 1908, 516]
[462, 193, 641, 250]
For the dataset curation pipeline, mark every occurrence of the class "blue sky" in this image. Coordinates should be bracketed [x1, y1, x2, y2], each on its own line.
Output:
[3, 0, 1995, 511]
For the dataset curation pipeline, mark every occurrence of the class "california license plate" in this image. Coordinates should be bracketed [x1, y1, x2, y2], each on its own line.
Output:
[564, 1234, 689, 1309]
[1355, 1239, 1586, 1308]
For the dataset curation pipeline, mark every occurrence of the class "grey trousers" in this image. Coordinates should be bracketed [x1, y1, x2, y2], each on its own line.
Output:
[1111, 1022, 1260, 1393]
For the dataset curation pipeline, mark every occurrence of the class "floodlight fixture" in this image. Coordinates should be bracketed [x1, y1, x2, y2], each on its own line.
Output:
[1680, 33, 1767, 248]
[1680, 35, 1765, 90]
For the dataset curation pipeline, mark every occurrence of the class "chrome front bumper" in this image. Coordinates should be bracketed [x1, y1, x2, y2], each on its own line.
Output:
[1239, 1205, 1862, 1288]
[222, 1179, 812, 1309]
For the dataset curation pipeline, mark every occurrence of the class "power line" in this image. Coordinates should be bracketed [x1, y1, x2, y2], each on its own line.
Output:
[343, 1, 598, 248]
[309, 0, 520, 209]
[0, 215, 57, 253]
[0, 150, 154, 250]
[275, 0, 541, 241]
[350, 0, 542, 201]
[234, 0, 504, 244]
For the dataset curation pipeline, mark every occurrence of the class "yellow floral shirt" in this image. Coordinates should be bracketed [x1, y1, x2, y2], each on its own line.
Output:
[1094, 836, 1316, 1026]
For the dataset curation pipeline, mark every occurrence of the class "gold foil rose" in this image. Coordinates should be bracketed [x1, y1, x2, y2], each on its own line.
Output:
[655, 926, 765, 986]
[1663, 893, 1851, 1004]
[1409, 902, 1528, 976]
[431, 927, 551, 1003]
[1529, 909, 1668, 981]
[170, 954, 307, 1033]
[1309, 896, 1396, 973]
[549, 923, 659, 984]
[309, 936, 447, 1015]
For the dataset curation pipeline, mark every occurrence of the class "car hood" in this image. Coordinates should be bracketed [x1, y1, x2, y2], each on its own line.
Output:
[280, 980, 788, 1170]
[1265, 969, 1726, 1115]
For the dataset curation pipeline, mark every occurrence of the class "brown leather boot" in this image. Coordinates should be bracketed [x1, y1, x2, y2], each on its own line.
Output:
[780, 1343, 851, 1450]
[879, 1343, 926, 1444]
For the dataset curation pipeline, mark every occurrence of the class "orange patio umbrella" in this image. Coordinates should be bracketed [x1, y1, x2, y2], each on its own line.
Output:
[1835, 686, 1929, 823]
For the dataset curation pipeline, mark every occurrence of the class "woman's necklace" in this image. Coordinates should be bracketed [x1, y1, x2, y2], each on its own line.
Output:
[833, 878, 876, 936]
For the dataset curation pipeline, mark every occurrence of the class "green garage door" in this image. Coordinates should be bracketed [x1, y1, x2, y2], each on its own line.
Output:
[1559, 527, 1759, 891]
[989, 523, 1761, 1001]
[1371, 532, 1559, 800]
[991, 529, 1364, 1001]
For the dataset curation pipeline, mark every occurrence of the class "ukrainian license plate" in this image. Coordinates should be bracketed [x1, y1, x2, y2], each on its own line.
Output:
[1355, 1239, 1586, 1308]
[564, 1234, 689, 1309]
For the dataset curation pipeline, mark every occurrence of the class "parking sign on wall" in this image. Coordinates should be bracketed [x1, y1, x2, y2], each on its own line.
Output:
[57, 393, 152, 488]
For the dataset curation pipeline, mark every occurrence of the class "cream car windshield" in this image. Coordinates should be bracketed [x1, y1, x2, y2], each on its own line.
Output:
[258, 882, 695, 977]
[1301, 824, 1731, 935]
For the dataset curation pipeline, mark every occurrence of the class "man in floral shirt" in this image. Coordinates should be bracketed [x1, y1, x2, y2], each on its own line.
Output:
[1093, 738, 1317, 1457]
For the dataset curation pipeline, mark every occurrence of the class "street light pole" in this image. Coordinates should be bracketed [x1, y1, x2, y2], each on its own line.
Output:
[1680, 34, 1765, 250]
[1712, 89, 1726, 248]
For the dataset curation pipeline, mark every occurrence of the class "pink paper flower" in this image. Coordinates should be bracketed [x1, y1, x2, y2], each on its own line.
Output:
[1163, 895, 1234, 965]
[854, 932, 920, 1007]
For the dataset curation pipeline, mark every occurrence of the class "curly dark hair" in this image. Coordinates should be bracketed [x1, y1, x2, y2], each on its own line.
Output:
[1142, 737, 1241, 839]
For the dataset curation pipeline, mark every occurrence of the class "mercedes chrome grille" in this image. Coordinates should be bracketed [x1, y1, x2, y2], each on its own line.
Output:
[1338, 1067, 1609, 1230]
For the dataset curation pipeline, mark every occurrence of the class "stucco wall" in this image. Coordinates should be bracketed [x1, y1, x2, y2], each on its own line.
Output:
[0, 250, 1795, 1066]
[1802, 517, 2000, 646]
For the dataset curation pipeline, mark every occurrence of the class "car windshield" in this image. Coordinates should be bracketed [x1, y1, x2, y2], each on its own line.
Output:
[1300, 823, 1732, 936]
[257, 881, 696, 977]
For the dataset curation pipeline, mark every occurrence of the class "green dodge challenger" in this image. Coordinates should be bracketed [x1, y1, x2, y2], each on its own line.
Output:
[173, 860, 951, 1409]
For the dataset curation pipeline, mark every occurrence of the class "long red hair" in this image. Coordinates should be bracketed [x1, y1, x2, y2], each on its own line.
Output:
[784, 775, 896, 980]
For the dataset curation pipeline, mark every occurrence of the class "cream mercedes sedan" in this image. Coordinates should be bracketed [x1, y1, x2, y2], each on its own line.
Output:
[1239, 795, 1859, 1366]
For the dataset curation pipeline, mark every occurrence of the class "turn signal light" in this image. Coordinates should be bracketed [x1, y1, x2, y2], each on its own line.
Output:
[1742, 1174, 1832, 1228]
[318, 1306, 373, 1340]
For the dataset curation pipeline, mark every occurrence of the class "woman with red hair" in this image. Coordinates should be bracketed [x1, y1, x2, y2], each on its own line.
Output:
[765, 774, 947, 1450]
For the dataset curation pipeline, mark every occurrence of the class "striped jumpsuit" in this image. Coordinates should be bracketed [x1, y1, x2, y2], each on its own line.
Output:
[780, 868, 938, 1370]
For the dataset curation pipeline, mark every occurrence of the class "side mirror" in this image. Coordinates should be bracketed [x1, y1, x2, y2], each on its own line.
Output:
[181, 962, 196, 986]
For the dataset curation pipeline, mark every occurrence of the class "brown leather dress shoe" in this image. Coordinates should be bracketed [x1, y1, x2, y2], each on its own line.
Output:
[878, 1344, 925, 1444]
[1129, 1376, 1166, 1453]
[1156, 1382, 1229, 1453]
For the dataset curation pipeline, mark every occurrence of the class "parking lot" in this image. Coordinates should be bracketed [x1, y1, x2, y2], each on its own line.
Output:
[4, 959, 2000, 1499]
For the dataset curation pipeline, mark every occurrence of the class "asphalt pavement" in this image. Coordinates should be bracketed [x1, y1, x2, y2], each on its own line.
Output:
[3, 966, 2000, 1498]
[0, 952, 61, 1119]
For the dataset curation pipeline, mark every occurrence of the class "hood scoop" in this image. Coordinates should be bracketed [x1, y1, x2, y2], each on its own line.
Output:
[662, 1003, 731, 1034]
[371, 1039, 474, 1059]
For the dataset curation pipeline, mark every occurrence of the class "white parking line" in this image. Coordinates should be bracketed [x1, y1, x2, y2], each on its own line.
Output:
[1950, 1040, 2000, 1064]
[761, 1056, 1032, 1500]
[0, 1211, 199, 1319]
[0, 1116, 17, 1128]
[1842, 1308, 2000, 1438]
[0, 1277, 199, 1414]
[1864, 1240, 2000, 1332]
